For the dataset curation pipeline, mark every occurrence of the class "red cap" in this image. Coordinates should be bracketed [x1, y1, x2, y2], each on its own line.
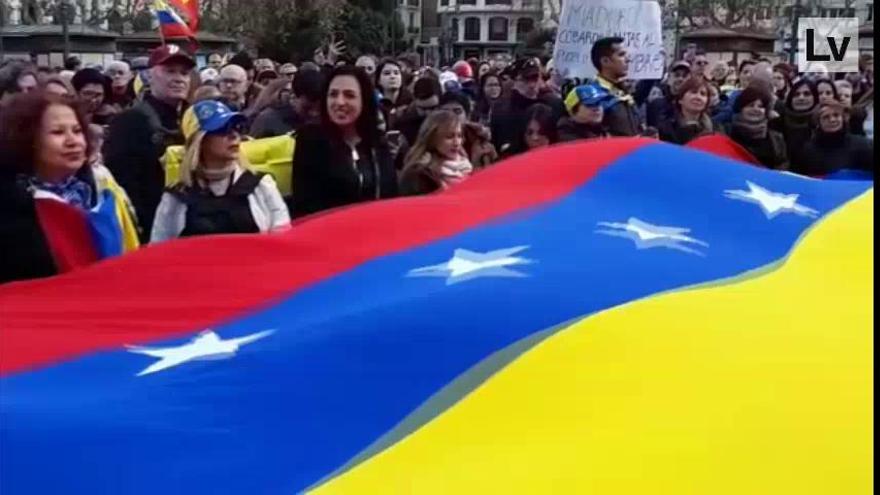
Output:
[452, 60, 473, 80]
[148, 44, 196, 69]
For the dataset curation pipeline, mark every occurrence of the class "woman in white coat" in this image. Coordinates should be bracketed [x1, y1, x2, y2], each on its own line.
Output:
[151, 100, 289, 242]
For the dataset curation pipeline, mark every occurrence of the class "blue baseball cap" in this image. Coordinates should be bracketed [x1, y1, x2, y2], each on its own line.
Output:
[191, 100, 247, 136]
[565, 84, 611, 114]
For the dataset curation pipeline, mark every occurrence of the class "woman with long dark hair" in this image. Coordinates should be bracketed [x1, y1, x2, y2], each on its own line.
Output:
[778, 78, 819, 168]
[292, 65, 398, 217]
[375, 58, 413, 128]
[473, 71, 503, 126]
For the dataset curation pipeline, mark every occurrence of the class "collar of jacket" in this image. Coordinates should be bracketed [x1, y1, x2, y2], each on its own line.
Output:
[144, 93, 186, 128]
[596, 75, 635, 106]
[511, 89, 539, 109]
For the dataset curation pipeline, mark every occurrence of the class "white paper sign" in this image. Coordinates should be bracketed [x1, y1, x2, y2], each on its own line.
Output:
[552, 0, 664, 81]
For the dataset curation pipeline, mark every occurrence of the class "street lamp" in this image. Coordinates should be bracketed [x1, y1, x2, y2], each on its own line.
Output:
[790, 0, 802, 64]
[58, 0, 75, 63]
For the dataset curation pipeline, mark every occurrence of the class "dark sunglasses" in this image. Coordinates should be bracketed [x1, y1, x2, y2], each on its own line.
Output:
[208, 121, 247, 136]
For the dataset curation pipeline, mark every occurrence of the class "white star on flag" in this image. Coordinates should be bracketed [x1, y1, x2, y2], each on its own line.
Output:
[724, 181, 819, 219]
[407, 246, 534, 285]
[596, 218, 709, 256]
[127, 329, 275, 376]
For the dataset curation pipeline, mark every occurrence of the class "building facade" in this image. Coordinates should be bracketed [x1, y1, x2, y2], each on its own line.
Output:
[397, 0, 422, 51]
[436, 0, 543, 60]
[1, 0, 234, 64]
[676, 0, 873, 66]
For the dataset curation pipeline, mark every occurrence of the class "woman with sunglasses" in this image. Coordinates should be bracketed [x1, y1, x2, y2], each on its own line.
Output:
[150, 100, 290, 242]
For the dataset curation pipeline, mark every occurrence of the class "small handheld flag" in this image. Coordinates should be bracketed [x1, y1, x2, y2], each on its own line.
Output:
[152, 0, 197, 47]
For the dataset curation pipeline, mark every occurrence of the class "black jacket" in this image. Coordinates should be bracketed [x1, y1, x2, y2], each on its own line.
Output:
[645, 87, 674, 128]
[291, 124, 398, 217]
[104, 94, 186, 241]
[393, 105, 427, 148]
[657, 113, 715, 145]
[792, 129, 874, 177]
[250, 104, 302, 139]
[557, 117, 609, 143]
[490, 90, 563, 157]
[0, 174, 57, 284]
[724, 125, 789, 170]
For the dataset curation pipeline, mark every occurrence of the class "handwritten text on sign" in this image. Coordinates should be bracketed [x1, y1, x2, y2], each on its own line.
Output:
[553, 0, 664, 81]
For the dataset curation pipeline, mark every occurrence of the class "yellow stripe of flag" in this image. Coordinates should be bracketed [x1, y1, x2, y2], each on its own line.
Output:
[315, 190, 874, 494]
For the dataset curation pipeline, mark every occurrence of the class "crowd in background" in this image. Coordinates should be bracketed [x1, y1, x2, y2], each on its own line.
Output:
[0, 37, 874, 284]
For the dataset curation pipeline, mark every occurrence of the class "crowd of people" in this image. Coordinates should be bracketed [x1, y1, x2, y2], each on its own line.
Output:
[0, 37, 874, 284]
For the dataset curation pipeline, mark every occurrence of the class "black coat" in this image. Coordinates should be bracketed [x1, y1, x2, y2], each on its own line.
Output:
[656, 113, 715, 145]
[724, 125, 789, 170]
[291, 124, 398, 217]
[490, 90, 563, 157]
[104, 94, 186, 241]
[0, 175, 57, 284]
[791, 130, 874, 177]
[645, 91, 674, 128]
[557, 117, 609, 143]
[250, 104, 303, 139]
[393, 105, 427, 148]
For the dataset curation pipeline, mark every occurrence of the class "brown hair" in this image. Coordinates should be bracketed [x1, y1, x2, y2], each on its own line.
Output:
[674, 76, 712, 112]
[0, 90, 92, 176]
[813, 100, 850, 126]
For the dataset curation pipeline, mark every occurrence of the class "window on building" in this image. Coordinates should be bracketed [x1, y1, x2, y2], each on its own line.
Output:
[516, 17, 534, 41]
[464, 17, 481, 41]
[868, 3, 874, 21]
[821, 7, 857, 17]
[452, 18, 459, 40]
[487, 0, 512, 5]
[459, 0, 477, 4]
[488, 17, 508, 41]
[408, 0, 419, 6]
[410, 12, 416, 28]
[440, 0, 448, 6]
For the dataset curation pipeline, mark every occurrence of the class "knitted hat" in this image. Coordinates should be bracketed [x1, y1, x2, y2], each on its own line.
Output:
[734, 86, 772, 114]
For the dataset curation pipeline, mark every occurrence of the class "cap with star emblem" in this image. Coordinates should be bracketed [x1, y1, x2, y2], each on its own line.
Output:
[148, 44, 196, 69]
[181, 100, 248, 140]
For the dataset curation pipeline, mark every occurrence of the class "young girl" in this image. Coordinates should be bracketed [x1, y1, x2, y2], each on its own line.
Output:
[400, 110, 474, 196]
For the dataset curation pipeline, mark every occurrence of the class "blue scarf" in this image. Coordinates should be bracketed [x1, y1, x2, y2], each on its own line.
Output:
[28, 174, 94, 209]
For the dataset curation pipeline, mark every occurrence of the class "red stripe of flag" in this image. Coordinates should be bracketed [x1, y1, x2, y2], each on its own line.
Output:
[0, 139, 649, 375]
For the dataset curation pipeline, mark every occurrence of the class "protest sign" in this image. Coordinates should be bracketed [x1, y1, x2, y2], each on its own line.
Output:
[552, 0, 664, 81]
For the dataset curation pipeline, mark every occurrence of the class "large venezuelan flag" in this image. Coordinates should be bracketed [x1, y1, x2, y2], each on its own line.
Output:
[0, 139, 872, 494]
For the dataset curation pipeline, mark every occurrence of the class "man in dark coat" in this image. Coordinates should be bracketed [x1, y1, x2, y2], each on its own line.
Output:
[646, 60, 692, 128]
[583, 37, 643, 137]
[490, 58, 564, 157]
[250, 68, 324, 138]
[104, 45, 194, 241]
